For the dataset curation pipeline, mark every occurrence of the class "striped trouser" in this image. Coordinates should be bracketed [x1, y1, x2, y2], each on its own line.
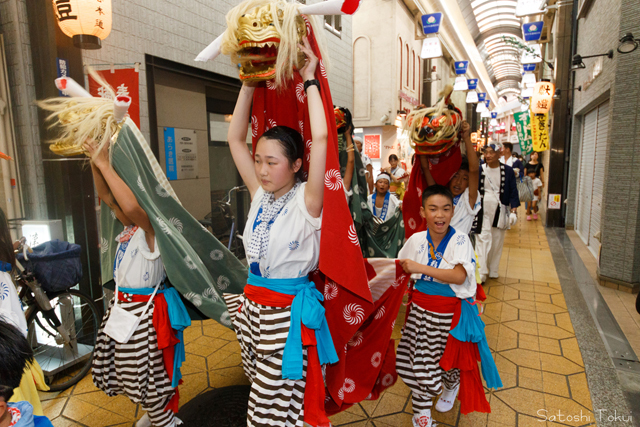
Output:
[396, 303, 460, 414]
[92, 299, 179, 427]
[224, 293, 307, 427]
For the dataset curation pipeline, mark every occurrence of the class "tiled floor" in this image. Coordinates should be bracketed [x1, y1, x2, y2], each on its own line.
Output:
[40, 209, 600, 426]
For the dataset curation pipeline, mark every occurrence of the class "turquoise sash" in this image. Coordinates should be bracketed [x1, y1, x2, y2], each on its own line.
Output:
[247, 273, 338, 380]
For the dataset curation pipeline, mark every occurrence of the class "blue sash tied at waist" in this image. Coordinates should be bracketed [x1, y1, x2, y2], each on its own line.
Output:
[119, 285, 191, 388]
[414, 280, 502, 389]
[247, 273, 339, 380]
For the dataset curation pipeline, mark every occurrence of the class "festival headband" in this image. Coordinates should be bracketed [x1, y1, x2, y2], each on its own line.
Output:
[483, 142, 503, 152]
[376, 173, 391, 183]
[195, 0, 361, 62]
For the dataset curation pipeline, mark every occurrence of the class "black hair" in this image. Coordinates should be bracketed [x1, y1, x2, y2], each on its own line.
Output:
[459, 155, 469, 172]
[0, 208, 15, 270]
[389, 154, 399, 162]
[503, 142, 514, 152]
[0, 320, 33, 402]
[336, 107, 353, 135]
[258, 126, 305, 181]
[422, 184, 454, 206]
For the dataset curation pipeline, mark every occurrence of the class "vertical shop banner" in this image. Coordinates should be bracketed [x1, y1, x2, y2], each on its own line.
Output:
[530, 113, 549, 152]
[364, 134, 381, 159]
[88, 69, 140, 128]
[163, 128, 198, 180]
[514, 111, 533, 155]
[56, 58, 69, 96]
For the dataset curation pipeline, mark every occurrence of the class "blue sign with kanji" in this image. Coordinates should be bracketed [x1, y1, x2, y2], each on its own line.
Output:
[454, 61, 469, 75]
[163, 127, 178, 181]
[523, 64, 536, 72]
[467, 79, 478, 90]
[478, 92, 487, 102]
[421, 13, 442, 35]
[523, 21, 543, 42]
[491, 112, 498, 119]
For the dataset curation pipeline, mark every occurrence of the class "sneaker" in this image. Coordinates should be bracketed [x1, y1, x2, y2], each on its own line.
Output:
[435, 384, 460, 413]
[533, 213, 538, 220]
[489, 274, 499, 279]
[412, 410, 433, 427]
[526, 215, 532, 221]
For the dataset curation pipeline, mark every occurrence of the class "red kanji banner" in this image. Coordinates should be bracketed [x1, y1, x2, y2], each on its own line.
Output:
[88, 69, 140, 128]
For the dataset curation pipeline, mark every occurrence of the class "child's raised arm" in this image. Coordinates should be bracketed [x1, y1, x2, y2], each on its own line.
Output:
[419, 156, 437, 187]
[228, 83, 261, 199]
[300, 37, 328, 218]
[84, 142, 152, 240]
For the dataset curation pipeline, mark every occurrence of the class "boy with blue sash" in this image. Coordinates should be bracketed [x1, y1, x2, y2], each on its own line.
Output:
[397, 185, 502, 427]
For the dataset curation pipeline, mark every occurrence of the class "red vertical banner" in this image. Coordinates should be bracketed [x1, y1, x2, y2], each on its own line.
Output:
[364, 134, 381, 159]
[88, 69, 140, 128]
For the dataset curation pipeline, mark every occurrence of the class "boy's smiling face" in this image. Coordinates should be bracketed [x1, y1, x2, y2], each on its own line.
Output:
[448, 169, 469, 196]
[420, 194, 453, 236]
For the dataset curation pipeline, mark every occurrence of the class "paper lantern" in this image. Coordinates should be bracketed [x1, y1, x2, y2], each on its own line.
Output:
[453, 76, 468, 91]
[531, 81, 555, 114]
[466, 91, 479, 103]
[52, 0, 112, 49]
[481, 110, 491, 118]
[476, 102, 487, 113]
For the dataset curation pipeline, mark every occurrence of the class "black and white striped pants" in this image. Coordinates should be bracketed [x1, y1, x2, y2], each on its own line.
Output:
[396, 303, 460, 414]
[224, 293, 307, 427]
[93, 299, 179, 427]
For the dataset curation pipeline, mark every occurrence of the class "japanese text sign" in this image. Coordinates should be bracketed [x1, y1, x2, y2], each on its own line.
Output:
[523, 64, 537, 72]
[467, 79, 478, 90]
[514, 111, 533, 155]
[56, 58, 69, 96]
[478, 93, 487, 102]
[88, 68, 140, 127]
[420, 37, 443, 59]
[531, 81, 554, 114]
[530, 112, 549, 152]
[364, 134, 381, 159]
[421, 13, 442, 35]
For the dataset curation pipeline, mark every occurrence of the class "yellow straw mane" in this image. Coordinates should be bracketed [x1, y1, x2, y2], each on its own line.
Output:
[37, 69, 120, 158]
[220, 0, 329, 89]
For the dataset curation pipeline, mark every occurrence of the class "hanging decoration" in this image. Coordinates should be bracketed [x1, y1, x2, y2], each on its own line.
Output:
[530, 112, 550, 151]
[530, 81, 555, 114]
[52, 0, 112, 49]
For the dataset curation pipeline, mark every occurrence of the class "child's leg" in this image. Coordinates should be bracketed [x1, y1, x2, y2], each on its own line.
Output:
[396, 304, 454, 414]
[141, 394, 180, 427]
[532, 201, 538, 213]
[442, 369, 460, 390]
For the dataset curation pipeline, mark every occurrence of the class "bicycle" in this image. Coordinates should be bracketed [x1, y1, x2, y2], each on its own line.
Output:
[15, 239, 100, 391]
[200, 186, 247, 259]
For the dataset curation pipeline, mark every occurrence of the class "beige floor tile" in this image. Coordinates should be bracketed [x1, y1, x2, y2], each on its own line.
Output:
[500, 349, 541, 370]
[539, 353, 583, 375]
[51, 417, 84, 427]
[494, 388, 545, 418]
[542, 372, 570, 397]
[41, 397, 67, 420]
[80, 407, 130, 427]
[568, 373, 593, 411]
[544, 394, 594, 426]
[62, 397, 100, 422]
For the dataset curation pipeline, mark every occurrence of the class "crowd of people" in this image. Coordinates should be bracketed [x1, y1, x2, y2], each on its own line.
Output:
[0, 21, 550, 427]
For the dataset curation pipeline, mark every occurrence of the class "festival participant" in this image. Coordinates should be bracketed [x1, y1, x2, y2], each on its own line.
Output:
[368, 174, 401, 222]
[354, 137, 374, 194]
[397, 185, 501, 427]
[384, 154, 409, 198]
[85, 139, 189, 427]
[473, 142, 520, 283]
[0, 320, 54, 427]
[500, 143, 524, 178]
[420, 121, 480, 236]
[223, 36, 337, 427]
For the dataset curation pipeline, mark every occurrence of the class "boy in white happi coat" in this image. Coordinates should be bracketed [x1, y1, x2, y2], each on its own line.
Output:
[367, 174, 401, 221]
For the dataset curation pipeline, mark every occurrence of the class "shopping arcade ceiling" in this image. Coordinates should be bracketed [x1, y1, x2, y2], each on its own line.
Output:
[456, 0, 526, 99]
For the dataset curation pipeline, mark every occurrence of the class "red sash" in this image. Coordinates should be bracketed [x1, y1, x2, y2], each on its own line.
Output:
[244, 284, 329, 427]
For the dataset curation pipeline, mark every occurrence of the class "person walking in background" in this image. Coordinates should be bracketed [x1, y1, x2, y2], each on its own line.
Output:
[473, 142, 520, 283]
[500, 143, 524, 178]
[524, 151, 544, 186]
[526, 169, 543, 221]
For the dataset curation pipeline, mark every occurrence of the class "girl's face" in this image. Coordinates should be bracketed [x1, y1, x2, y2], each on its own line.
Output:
[531, 152, 539, 161]
[254, 138, 301, 195]
[389, 158, 398, 169]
